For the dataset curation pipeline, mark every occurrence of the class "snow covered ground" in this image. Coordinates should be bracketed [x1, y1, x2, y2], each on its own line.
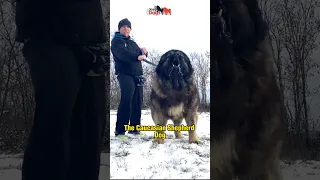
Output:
[0, 153, 109, 180]
[1, 110, 320, 179]
[110, 110, 320, 179]
[110, 110, 211, 179]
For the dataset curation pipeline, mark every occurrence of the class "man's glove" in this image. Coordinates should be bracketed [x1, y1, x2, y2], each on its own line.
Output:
[134, 75, 146, 86]
[80, 44, 109, 76]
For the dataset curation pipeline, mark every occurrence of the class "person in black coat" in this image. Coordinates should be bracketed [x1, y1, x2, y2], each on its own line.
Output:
[111, 18, 148, 138]
[15, 1, 108, 180]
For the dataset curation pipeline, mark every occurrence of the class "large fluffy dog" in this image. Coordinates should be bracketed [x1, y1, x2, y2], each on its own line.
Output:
[150, 49, 200, 144]
[211, 0, 285, 179]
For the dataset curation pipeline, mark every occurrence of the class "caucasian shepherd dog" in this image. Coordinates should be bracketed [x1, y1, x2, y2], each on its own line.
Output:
[150, 49, 200, 144]
[211, 0, 285, 179]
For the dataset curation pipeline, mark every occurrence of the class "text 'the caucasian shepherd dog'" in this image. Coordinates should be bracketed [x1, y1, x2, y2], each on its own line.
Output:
[150, 49, 200, 144]
[211, 0, 285, 179]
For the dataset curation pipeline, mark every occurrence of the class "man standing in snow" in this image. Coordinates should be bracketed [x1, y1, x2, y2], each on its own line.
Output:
[15, 1, 107, 180]
[111, 18, 147, 139]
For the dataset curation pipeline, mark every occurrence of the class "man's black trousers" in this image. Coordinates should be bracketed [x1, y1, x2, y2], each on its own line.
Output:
[115, 73, 143, 135]
[21, 38, 107, 180]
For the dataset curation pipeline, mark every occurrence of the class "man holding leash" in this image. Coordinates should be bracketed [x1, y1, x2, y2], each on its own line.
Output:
[15, 1, 107, 180]
[111, 18, 147, 139]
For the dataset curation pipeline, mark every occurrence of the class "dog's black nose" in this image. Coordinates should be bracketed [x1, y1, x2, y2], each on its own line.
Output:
[173, 59, 179, 66]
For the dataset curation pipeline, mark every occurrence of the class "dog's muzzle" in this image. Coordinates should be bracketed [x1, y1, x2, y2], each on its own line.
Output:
[169, 59, 183, 77]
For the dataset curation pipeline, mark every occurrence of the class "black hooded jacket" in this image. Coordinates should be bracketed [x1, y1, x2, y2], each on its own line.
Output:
[15, 0, 106, 46]
[111, 32, 147, 76]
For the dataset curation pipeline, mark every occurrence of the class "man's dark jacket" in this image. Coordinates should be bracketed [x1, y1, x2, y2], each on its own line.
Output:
[15, 0, 106, 45]
[111, 32, 146, 76]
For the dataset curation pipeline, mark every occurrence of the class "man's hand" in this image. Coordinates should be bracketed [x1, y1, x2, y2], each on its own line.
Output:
[138, 55, 146, 61]
[141, 47, 147, 54]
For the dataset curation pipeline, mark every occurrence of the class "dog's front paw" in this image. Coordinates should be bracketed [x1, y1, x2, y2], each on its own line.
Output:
[189, 136, 201, 144]
[153, 138, 164, 144]
[174, 131, 183, 139]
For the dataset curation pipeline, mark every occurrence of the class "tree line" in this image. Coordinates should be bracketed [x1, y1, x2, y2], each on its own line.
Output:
[109, 49, 210, 111]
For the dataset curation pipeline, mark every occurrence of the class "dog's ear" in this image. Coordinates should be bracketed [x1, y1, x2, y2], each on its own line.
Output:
[156, 52, 171, 79]
[155, 62, 165, 77]
[156, 52, 166, 75]
[243, 0, 268, 46]
[182, 51, 193, 74]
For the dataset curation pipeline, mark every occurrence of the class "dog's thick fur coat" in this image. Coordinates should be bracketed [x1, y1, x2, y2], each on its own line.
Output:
[150, 49, 200, 144]
[211, 0, 285, 179]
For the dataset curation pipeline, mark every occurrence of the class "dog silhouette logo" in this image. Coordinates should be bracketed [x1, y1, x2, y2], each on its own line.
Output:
[162, 7, 171, 15]
[147, 5, 171, 16]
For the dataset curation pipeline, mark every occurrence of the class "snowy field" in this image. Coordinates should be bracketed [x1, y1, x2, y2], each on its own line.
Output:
[0, 153, 109, 179]
[1, 110, 320, 179]
[110, 110, 320, 180]
[110, 110, 211, 179]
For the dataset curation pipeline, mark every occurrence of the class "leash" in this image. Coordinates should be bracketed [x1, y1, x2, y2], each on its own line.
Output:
[144, 59, 157, 66]
[141, 50, 157, 67]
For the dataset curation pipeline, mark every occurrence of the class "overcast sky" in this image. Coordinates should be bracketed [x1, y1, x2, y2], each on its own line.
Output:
[110, 0, 210, 54]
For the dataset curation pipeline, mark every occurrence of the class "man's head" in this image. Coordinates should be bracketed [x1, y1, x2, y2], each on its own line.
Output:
[118, 18, 131, 37]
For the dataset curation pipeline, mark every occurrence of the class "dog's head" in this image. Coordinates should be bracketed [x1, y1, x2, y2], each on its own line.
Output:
[155, 49, 194, 91]
[211, 0, 270, 88]
[211, 0, 268, 53]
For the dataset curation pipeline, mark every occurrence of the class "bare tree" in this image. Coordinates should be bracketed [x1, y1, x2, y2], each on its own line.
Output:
[0, 0, 34, 152]
[260, 0, 320, 159]
[189, 51, 210, 108]
[277, 0, 320, 151]
[109, 50, 211, 110]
